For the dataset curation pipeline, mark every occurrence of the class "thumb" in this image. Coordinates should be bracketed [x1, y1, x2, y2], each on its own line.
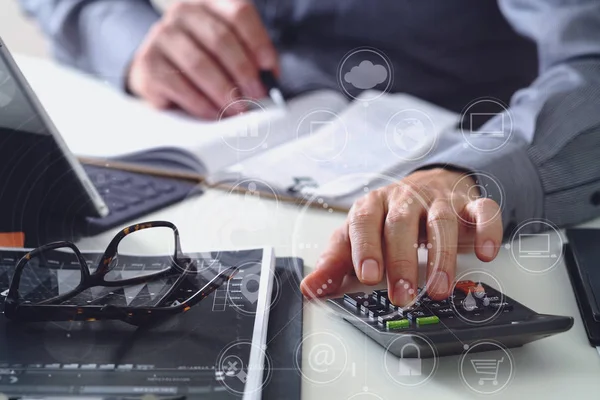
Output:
[300, 224, 353, 298]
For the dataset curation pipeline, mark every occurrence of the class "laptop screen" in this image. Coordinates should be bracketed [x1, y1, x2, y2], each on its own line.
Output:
[0, 41, 108, 235]
[0, 54, 49, 136]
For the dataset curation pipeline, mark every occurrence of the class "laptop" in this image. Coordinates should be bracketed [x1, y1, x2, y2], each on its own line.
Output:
[0, 38, 197, 241]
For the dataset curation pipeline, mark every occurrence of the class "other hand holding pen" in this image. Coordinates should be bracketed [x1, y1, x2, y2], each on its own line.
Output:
[127, 0, 279, 119]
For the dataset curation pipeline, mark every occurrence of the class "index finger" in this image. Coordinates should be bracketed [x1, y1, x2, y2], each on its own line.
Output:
[463, 198, 503, 261]
[426, 199, 459, 300]
[300, 224, 353, 299]
[204, 0, 279, 70]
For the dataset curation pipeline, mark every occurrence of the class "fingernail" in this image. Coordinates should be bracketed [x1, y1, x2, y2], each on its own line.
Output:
[257, 47, 276, 69]
[393, 279, 414, 306]
[481, 240, 496, 258]
[430, 271, 449, 296]
[360, 259, 379, 283]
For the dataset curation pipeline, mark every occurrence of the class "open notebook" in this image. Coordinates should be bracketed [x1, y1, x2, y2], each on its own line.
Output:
[18, 52, 458, 212]
[76, 89, 459, 210]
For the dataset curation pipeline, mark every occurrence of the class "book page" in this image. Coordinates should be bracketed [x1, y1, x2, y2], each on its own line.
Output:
[217, 91, 459, 201]
[84, 90, 348, 174]
[16, 55, 348, 175]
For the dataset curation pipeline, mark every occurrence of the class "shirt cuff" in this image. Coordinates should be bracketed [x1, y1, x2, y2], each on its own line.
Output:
[416, 139, 544, 234]
[77, 0, 160, 90]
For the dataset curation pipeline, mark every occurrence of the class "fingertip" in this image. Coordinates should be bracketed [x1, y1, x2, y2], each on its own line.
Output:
[300, 270, 341, 299]
[358, 259, 382, 285]
[256, 47, 278, 70]
[476, 239, 498, 262]
[427, 271, 451, 300]
[299, 278, 315, 298]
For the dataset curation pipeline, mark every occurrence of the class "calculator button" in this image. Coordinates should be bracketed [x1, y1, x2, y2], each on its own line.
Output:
[461, 300, 481, 313]
[378, 312, 402, 325]
[428, 302, 444, 309]
[373, 289, 388, 303]
[416, 316, 440, 326]
[406, 309, 434, 321]
[344, 292, 374, 309]
[360, 303, 383, 315]
[455, 280, 476, 294]
[373, 289, 390, 308]
[367, 307, 389, 319]
[473, 283, 486, 298]
[386, 319, 410, 330]
[433, 307, 455, 318]
[489, 302, 514, 312]
[449, 291, 466, 303]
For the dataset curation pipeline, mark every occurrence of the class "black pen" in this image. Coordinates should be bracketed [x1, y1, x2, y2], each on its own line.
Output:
[260, 70, 286, 109]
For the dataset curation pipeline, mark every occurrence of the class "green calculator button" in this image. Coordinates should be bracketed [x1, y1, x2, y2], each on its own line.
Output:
[386, 319, 410, 329]
[416, 316, 440, 326]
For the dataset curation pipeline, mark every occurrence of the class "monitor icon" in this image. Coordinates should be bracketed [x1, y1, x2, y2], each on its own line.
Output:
[470, 113, 505, 137]
[518, 233, 556, 258]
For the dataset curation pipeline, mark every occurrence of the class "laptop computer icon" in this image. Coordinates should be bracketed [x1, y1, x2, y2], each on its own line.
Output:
[518, 233, 556, 258]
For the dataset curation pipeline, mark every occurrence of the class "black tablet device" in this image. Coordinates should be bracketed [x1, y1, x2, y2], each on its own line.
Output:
[565, 228, 600, 346]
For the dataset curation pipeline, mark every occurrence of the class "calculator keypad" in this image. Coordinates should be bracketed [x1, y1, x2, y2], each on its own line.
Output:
[342, 281, 513, 331]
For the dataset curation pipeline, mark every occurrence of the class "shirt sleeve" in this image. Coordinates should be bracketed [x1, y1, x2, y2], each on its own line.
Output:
[17, 0, 160, 89]
[417, 0, 600, 233]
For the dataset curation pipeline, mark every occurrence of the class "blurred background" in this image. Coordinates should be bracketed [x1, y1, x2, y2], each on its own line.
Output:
[1, 1, 47, 57]
[0, 0, 171, 58]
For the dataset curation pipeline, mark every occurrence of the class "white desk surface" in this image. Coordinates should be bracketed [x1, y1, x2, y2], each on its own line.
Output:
[13, 54, 600, 399]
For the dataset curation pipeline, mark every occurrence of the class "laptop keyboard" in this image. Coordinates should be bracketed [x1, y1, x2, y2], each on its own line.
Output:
[82, 165, 199, 235]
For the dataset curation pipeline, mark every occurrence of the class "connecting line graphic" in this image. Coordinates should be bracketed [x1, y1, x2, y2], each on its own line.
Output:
[422, 303, 466, 348]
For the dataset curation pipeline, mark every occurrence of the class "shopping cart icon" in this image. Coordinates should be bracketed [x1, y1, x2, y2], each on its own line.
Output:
[470, 357, 504, 386]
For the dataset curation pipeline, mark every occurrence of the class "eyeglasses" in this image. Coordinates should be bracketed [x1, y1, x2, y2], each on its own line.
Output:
[4, 221, 237, 326]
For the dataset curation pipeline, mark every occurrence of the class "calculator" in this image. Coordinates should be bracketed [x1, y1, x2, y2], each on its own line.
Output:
[328, 280, 574, 357]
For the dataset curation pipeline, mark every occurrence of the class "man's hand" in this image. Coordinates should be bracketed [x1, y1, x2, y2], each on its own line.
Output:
[127, 0, 278, 119]
[300, 168, 503, 306]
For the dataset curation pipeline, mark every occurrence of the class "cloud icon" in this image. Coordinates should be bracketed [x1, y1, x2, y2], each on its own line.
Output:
[344, 60, 388, 90]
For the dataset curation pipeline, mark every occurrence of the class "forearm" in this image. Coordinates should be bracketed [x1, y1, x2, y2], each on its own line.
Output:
[18, 0, 160, 88]
[415, 0, 600, 233]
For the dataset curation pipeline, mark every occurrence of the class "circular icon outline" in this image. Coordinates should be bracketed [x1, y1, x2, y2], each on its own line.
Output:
[384, 109, 438, 162]
[508, 219, 564, 274]
[449, 270, 505, 325]
[294, 331, 348, 385]
[226, 178, 280, 211]
[459, 340, 514, 395]
[227, 260, 282, 316]
[450, 172, 504, 227]
[382, 332, 439, 387]
[337, 47, 394, 102]
[347, 392, 385, 400]
[219, 98, 271, 152]
[296, 109, 349, 162]
[216, 340, 272, 396]
[460, 97, 513, 153]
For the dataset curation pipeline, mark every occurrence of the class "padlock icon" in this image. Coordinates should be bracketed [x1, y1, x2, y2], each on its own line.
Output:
[398, 343, 422, 376]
